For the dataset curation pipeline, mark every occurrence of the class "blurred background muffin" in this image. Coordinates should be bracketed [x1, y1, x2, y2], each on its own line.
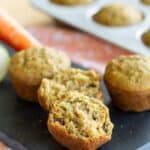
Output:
[141, 0, 150, 5]
[9, 47, 70, 102]
[51, 0, 93, 6]
[142, 29, 150, 47]
[104, 55, 150, 112]
[93, 3, 143, 26]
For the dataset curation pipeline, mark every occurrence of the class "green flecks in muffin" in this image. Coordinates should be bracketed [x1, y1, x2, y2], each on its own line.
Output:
[51, 92, 113, 139]
[52, 68, 102, 99]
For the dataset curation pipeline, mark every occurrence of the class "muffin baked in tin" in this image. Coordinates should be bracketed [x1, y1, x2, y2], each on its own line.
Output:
[141, 0, 150, 5]
[104, 55, 150, 112]
[9, 47, 70, 102]
[51, 0, 93, 6]
[142, 29, 150, 47]
[38, 68, 102, 111]
[93, 3, 144, 26]
[48, 91, 113, 150]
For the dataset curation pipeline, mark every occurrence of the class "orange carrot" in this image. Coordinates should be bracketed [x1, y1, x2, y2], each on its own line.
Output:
[0, 9, 41, 51]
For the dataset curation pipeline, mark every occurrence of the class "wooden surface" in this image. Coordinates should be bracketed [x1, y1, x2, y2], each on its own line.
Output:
[0, 0, 52, 26]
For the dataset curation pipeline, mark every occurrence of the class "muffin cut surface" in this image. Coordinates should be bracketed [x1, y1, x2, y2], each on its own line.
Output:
[38, 68, 103, 110]
[51, 68, 102, 99]
[48, 91, 113, 150]
[38, 79, 67, 110]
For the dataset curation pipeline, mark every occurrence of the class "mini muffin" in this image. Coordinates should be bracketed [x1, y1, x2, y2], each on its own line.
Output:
[9, 47, 70, 102]
[93, 3, 143, 26]
[104, 55, 150, 112]
[38, 68, 103, 110]
[51, 0, 93, 6]
[48, 91, 113, 150]
[141, 0, 150, 5]
[142, 30, 150, 46]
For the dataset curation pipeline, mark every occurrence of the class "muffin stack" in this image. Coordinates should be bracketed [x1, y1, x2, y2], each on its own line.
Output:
[9, 47, 113, 150]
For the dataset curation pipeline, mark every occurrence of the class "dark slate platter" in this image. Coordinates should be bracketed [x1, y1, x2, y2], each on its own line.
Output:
[0, 45, 150, 150]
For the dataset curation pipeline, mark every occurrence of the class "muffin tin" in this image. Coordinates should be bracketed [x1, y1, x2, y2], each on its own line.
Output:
[29, 0, 150, 55]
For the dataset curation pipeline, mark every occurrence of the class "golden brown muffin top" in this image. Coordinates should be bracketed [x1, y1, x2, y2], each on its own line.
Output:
[9, 47, 70, 85]
[141, 0, 150, 5]
[142, 30, 150, 46]
[104, 55, 150, 92]
[93, 3, 143, 26]
[51, 0, 93, 6]
[48, 91, 113, 139]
